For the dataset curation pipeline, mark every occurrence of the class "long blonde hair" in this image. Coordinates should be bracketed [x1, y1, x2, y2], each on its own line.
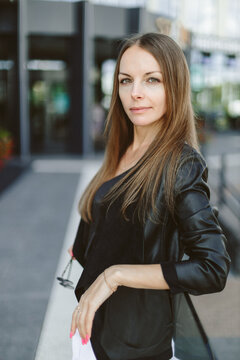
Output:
[79, 33, 199, 223]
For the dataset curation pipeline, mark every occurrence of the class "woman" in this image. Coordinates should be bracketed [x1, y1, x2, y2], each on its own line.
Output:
[69, 33, 230, 360]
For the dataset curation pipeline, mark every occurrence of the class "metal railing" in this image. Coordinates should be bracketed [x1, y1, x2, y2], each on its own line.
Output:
[209, 153, 240, 274]
[218, 153, 240, 220]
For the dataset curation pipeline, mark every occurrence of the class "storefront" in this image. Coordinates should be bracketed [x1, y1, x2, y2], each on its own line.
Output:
[0, 0, 179, 158]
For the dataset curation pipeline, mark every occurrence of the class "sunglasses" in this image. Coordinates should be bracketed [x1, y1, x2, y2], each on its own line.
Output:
[56, 257, 74, 289]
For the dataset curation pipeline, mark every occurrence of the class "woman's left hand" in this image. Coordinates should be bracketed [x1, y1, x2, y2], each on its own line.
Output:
[70, 266, 119, 344]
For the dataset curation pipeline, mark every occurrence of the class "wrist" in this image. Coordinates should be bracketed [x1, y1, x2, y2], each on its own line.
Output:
[107, 265, 123, 289]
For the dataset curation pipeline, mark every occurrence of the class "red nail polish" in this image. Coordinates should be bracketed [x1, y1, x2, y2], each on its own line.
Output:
[81, 338, 85, 345]
[70, 331, 73, 339]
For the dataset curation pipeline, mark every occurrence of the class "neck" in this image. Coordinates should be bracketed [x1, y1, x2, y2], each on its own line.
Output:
[115, 124, 159, 176]
[131, 124, 158, 151]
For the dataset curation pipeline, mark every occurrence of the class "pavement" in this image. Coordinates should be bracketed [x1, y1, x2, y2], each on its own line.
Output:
[0, 158, 102, 360]
[0, 130, 239, 360]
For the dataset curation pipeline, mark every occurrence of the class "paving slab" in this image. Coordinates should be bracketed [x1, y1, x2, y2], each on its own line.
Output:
[191, 275, 240, 359]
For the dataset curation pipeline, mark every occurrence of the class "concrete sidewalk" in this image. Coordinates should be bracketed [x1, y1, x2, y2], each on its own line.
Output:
[191, 275, 240, 360]
[0, 158, 101, 360]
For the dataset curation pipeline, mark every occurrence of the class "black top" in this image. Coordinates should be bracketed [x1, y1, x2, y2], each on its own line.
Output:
[73, 170, 172, 360]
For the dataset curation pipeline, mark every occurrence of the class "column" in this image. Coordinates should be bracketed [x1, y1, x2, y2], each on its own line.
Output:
[18, 0, 30, 161]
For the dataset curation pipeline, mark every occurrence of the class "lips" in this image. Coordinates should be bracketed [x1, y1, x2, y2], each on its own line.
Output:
[130, 106, 151, 113]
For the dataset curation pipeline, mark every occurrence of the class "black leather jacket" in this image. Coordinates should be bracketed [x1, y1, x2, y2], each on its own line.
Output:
[73, 144, 231, 360]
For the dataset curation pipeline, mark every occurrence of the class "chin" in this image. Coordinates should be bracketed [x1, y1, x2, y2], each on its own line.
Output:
[128, 117, 159, 127]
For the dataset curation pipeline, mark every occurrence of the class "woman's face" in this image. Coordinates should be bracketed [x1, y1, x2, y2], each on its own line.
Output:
[118, 45, 166, 129]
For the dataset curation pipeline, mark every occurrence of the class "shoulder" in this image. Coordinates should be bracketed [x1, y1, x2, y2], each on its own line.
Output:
[174, 143, 209, 195]
[180, 143, 206, 165]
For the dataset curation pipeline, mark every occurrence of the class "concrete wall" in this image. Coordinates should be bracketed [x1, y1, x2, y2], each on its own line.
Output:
[27, 0, 75, 35]
[93, 5, 126, 38]
[27, 2, 128, 38]
[139, 8, 160, 33]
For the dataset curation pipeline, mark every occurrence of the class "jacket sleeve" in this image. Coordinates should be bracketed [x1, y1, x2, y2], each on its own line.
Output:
[161, 153, 231, 296]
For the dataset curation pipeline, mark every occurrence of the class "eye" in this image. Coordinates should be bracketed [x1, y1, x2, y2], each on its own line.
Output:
[147, 77, 161, 83]
[119, 78, 131, 84]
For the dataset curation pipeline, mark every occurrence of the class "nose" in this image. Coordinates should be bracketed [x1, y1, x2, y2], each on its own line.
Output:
[131, 81, 144, 100]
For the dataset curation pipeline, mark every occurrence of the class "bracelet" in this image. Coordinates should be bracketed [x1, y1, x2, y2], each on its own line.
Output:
[103, 270, 117, 293]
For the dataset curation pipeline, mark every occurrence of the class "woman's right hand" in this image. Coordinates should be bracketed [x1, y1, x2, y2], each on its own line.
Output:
[68, 245, 75, 259]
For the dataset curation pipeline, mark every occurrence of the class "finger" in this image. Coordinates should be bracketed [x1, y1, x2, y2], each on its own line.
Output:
[70, 249, 75, 259]
[70, 310, 78, 338]
[77, 305, 88, 340]
[68, 246, 75, 259]
[85, 307, 95, 339]
[76, 295, 87, 339]
[80, 297, 96, 339]
[81, 296, 98, 342]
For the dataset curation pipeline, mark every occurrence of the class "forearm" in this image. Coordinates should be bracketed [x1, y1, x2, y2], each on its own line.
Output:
[108, 264, 169, 291]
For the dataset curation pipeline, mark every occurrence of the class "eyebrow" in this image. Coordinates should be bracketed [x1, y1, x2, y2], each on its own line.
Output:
[118, 71, 162, 76]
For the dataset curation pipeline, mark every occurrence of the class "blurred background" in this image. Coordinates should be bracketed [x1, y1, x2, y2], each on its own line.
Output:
[0, 0, 239, 359]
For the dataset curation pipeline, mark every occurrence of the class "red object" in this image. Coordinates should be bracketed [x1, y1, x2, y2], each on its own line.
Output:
[0, 138, 13, 168]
